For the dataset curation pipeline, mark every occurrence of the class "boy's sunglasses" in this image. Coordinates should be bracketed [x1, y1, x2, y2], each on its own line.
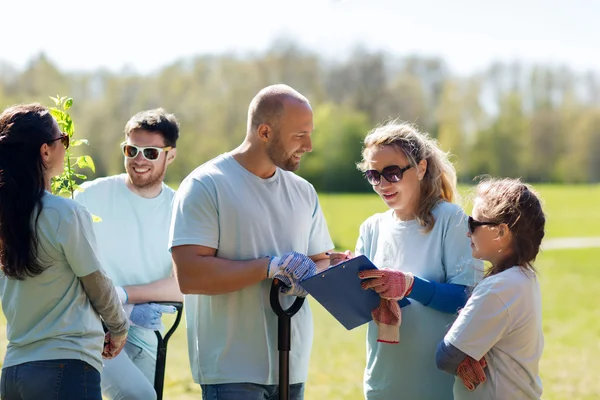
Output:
[364, 165, 412, 186]
[48, 132, 70, 150]
[468, 216, 499, 234]
[120, 142, 172, 161]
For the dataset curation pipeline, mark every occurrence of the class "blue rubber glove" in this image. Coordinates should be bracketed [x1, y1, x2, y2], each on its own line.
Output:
[129, 303, 177, 331]
[268, 251, 317, 297]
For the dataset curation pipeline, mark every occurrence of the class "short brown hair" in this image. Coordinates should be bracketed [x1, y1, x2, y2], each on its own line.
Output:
[124, 108, 179, 147]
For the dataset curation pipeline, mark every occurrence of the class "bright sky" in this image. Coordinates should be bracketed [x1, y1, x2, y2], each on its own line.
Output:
[1, 0, 597, 76]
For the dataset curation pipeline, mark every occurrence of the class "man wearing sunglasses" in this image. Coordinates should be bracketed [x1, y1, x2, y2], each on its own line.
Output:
[74, 108, 183, 400]
[169, 84, 334, 400]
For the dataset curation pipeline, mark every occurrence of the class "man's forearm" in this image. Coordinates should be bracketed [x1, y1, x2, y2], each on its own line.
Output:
[124, 275, 183, 304]
[173, 250, 269, 295]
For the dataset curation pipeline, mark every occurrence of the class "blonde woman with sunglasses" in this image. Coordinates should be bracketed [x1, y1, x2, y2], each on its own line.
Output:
[436, 178, 545, 399]
[0, 104, 129, 399]
[74, 108, 182, 400]
[331, 121, 483, 400]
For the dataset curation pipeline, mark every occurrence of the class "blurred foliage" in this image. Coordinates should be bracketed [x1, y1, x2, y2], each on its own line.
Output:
[1, 44, 600, 192]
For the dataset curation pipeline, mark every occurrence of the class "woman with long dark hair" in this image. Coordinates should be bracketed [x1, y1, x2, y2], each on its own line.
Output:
[0, 103, 129, 399]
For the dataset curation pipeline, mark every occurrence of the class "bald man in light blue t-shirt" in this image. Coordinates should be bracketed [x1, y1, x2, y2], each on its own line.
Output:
[169, 85, 334, 400]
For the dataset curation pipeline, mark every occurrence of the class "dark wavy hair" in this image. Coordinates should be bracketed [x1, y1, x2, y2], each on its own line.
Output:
[0, 103, 57, 279]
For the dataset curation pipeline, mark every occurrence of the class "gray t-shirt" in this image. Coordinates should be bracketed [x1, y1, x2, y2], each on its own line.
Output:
[169, 153, 334, 385]
[446, 267, 544, 399]
[0, 193, 106, 372]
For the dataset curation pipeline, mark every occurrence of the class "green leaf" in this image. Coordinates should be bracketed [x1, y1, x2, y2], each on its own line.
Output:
[64, 115, 74, 135]
[76, 155, 96, 173]
[74, 173, 87, 180]
[91, 214, 103, 222]
[64, 98, 73, 110]
[49, 96, 59, 105]
[49, 108, 65, 121]
[71, 139, 89, 147]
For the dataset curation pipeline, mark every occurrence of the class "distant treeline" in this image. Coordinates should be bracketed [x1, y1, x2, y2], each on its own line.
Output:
[1, 41, 599, 191]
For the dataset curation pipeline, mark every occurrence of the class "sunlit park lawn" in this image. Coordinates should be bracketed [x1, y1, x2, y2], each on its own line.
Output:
[0, 184, 599, 399]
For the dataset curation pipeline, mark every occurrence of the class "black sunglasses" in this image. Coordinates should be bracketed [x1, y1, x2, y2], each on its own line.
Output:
[364, 165, 412, 186]
[120, 142, 172, 161]
[48, 132, 70, 150]
[468, 216, 499, 234]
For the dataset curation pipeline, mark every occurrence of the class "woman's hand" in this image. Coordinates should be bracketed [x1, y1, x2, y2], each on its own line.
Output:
[358, 269, 414, 300]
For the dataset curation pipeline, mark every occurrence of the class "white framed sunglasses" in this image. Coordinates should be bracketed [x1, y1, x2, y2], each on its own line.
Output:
[120, 142, 172, 161]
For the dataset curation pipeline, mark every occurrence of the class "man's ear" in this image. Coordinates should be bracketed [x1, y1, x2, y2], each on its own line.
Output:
[257, 123, 272, 142]
[166, 148, 177, 166]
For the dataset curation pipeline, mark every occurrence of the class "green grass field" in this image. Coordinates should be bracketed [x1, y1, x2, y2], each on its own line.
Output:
[1, 184, 599, 399]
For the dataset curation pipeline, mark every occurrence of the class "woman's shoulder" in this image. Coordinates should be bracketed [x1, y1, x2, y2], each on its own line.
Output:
[431, 200, 468, 228]
[42, 192, 89, 220]
[433, 200, 466, 218]
[477, 267, 536, 294]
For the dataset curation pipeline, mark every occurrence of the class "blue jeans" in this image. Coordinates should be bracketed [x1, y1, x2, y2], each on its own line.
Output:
[1, 359, 101, 400]
[201, 383, 305, 400]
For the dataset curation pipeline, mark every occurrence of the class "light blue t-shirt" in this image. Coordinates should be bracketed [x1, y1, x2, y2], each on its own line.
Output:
[168, 153, 334, 386]
[0, 193, 105, 372]
[74, 174, 175, 359]
[356, 201, 484, 400]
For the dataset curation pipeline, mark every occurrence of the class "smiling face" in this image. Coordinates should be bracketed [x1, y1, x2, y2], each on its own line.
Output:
[265, 99, 313, 171]
[123, 129, 172, 190]
[364, 145, 427, 219]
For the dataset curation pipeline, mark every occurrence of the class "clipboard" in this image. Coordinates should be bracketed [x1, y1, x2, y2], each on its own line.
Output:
[301, 255, 410, 330]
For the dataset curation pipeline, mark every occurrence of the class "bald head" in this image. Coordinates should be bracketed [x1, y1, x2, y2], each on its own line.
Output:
[247, 84, 310, 135]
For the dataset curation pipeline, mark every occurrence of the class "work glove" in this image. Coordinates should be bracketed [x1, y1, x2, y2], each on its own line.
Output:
[122, 303, 177, 331]
[359, 269, 415, 344]
[457, 356, 487, 391]
[268, 251, 317, 297]
[358, 269, 415, 300]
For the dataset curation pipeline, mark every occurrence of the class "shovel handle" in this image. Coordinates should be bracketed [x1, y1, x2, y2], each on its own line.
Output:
[269, 279, 305, 318]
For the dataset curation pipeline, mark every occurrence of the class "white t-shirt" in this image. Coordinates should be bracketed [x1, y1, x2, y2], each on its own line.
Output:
[446, 267, 544, 400]
[74, 174, 176, 358]
[0, 193, 105, 372]
[168, 153, 334, 385]
[358, 202, 484, 400]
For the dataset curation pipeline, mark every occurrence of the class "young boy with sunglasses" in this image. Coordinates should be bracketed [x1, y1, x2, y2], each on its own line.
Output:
[74, 108, 183, 400]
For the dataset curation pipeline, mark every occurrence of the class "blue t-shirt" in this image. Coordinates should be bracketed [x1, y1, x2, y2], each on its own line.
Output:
[74, 174, 175, 358]
[357, 201, 484, 400]
[168, 153, 334, 385]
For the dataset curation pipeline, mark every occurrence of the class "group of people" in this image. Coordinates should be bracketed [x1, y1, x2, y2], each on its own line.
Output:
[0, 83, 545, 400]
